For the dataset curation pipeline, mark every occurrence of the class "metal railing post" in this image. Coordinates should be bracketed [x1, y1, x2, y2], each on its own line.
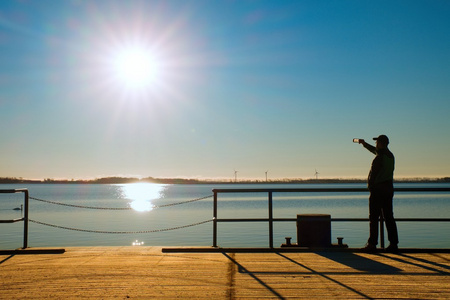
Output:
[23, 189, 29, 249]
[268, 191, 273, 248]
[380, 217, 385, 249]
[213, 191, 218, 247]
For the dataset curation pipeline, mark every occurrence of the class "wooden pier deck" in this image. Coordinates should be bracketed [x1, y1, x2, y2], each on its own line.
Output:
[1, 247, 449, 299]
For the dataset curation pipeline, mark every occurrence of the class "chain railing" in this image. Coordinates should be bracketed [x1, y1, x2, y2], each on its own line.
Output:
[1, 190, 213, 248]
[29, 219, 213, 234]
[29, 196, 131, 210]
[29, 194, 213, 210]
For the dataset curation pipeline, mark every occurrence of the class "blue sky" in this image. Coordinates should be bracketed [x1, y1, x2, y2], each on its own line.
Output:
[1, 0, 449, 180]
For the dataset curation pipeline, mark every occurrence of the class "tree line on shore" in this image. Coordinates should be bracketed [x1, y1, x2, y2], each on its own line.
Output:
[1, 176, 450, 184]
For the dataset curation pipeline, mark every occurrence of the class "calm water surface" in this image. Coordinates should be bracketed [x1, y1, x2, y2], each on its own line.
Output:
[1, 183, 449, 249]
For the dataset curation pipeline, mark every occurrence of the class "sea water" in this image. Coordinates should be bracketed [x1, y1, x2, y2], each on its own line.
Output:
[0, 183, 449, 249]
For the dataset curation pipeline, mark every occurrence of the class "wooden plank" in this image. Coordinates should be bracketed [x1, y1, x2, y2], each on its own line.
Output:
[0, 247, 448, 299]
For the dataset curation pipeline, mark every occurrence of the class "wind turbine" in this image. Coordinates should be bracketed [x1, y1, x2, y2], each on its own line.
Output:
[265, 170, 269, 182]
[314, 169, 319, 180]
[234, 170, 238, 182]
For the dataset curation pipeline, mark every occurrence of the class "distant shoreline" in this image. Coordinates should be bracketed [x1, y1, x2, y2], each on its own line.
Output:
[1, 176, 449, 185]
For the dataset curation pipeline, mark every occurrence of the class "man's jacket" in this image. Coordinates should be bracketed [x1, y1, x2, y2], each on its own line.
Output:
[364, 144, 395, 190]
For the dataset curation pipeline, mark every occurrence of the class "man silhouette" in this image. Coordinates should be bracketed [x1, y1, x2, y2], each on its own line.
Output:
[359, 135, 399, 253]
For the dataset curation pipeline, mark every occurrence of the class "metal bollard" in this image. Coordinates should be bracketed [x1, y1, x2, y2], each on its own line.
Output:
[285, 237, 292, 246]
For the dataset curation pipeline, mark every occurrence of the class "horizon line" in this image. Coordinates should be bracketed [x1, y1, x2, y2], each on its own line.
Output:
[1, 175, 450, 184]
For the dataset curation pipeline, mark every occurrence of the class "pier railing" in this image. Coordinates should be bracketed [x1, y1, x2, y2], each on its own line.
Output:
[2, 187, 449, 250]
[0, 189, 29, 249]
[212, 187, 450, 248]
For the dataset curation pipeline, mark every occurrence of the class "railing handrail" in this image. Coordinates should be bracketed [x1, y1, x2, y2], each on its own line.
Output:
[212, 187, 450, 193]
[0, 188, 29, 193]
[0, 217, 25, 224]
[0, 189, 29, 249]
[212, 187, 450, 248]
[215, 217, 450, 222]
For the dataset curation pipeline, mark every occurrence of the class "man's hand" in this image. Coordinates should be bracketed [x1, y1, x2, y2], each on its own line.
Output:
[358, 139, 365, 144]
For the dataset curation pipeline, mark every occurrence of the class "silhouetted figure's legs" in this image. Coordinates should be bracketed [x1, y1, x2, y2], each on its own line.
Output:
[368, 182, 398, 247]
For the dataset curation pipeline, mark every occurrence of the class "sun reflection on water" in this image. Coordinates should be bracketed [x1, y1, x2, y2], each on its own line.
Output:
[119, 183, 166, 212]
[132, 240, 145, 246]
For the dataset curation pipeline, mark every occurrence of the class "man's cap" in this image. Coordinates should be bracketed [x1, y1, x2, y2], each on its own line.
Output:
[373, 134, 389, 145]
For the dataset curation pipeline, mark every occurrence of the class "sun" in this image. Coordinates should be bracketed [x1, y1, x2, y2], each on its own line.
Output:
[111, 46, 159, 88]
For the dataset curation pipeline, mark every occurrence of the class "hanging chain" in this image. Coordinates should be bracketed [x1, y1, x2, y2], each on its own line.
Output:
[29, 196, 131, 210]
[29, 219, 213, 234]
[29, 194, 213, 210]
[154, 194, 213, 208]
[27, 194, 214, 234]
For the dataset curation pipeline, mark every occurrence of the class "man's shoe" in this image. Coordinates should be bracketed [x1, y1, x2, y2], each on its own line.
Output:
[385, 244, 399, 254]
[361, 243, 377, 253]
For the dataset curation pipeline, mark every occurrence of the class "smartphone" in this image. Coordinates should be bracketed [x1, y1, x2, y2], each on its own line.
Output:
[353, 138, 359, 143]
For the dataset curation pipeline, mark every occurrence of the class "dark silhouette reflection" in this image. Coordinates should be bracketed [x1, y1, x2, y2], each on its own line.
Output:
[222, 252, 286, 300]
[317, 252, 402, 274]
[379, 253, 449, 275]
[0, 255, 15, 265]
[277, 253, 373, 299]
